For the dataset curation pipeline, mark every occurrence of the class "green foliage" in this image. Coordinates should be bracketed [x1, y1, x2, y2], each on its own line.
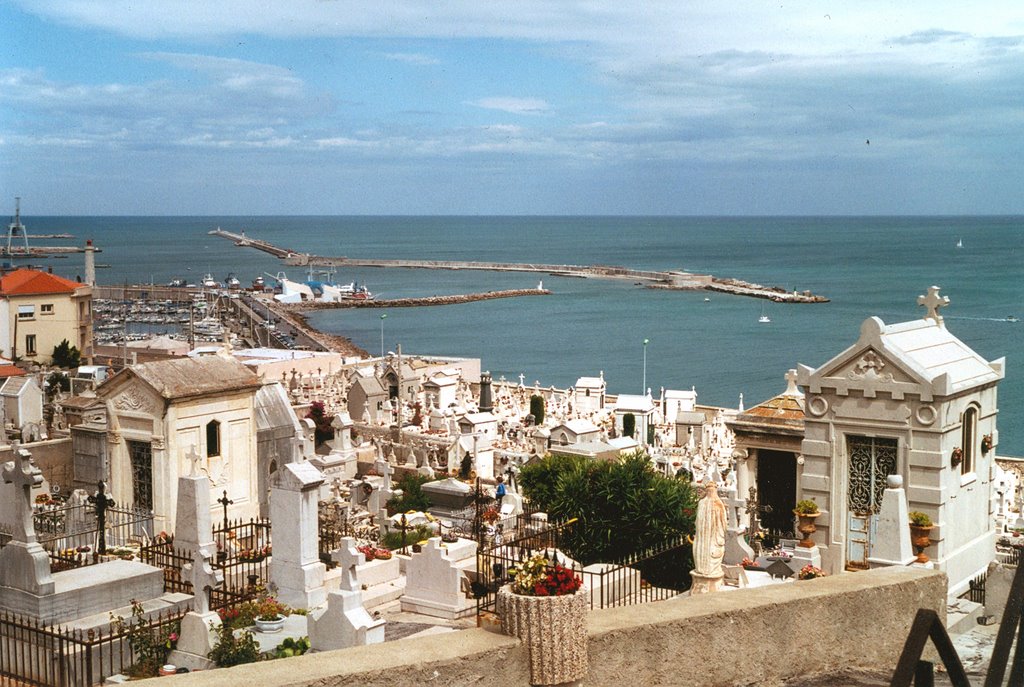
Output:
[908, 511, 932, 527]
[381, 523, 435, 550]
[272, 636, 310, 659]
[529, 395, 545, 424]
[208, 623, 262, 667]
[46, 371, 70, 397]
[109, 601, 180, 678]
[622, 413, 636, 438]
[459, 453, 472, 479]
[51, 339, 81, 368]
[386, 474, 433, 514]
[794, 499, 820, 515]
[519, 451, 698, 569]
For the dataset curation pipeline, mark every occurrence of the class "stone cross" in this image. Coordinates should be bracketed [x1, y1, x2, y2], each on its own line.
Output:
[744, 485, 772, 557]
[186, 444, 203, 477]
[331, 537, 365, 592]
[88, 481, 116, 554]
[917, 285, 949, 325]
[186, 549, 223, 615]
[519, 373, 525, 387]
[2, 449, 43, 543]
[217, 490, 234, 530]
[783, 369, 801, 397]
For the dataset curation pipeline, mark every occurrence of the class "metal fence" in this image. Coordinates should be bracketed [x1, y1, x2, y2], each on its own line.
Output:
[475, 520, 691, 620]
[0, 607, 187, 687]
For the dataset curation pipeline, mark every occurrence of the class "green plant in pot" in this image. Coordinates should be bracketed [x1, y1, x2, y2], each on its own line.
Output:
[908, 511, 933, 563]
[793, 499, 820, 549]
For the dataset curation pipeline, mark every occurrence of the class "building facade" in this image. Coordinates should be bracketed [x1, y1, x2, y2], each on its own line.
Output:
[0, 269, 92, 365]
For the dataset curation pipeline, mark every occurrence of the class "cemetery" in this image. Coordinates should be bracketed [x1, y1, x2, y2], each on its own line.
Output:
[0, 287, 1022, 685]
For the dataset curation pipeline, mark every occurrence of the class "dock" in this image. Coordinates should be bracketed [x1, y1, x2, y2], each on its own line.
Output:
[209, 228, 828, 303]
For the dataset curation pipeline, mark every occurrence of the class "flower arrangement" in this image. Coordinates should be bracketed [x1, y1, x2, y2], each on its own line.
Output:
[34, 493, 58, 505]
[909, 511, 933, 528]
[741, 557, 761, 569]
[511, 554, 583, 597]
[254, 594, 286, 622]
[766, 547, 792, 560]
[798, 564, 825, 580]
[357, 544, 392, 561]
[481, 506, 501, 525]
[794, 499, 820, 516]
[981, 434, 993, 455]
[238, 545, 272, 562]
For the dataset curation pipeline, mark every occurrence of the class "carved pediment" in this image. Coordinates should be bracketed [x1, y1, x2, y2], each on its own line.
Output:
[802, 347, 929, 400]
[112, 382, 161, 415]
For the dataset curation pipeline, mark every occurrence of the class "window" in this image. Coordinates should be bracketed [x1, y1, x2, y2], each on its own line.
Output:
[41, 304, 54, 315]
[206, 420, 221, 458]
[128, 440, 153, 510]
[25, 334, 36, 356]
[961, 405, 979, 475]
[17, 305, 34, 320]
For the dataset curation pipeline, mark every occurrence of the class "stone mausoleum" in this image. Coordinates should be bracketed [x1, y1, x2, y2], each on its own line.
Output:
[796, 287, 1002, 593]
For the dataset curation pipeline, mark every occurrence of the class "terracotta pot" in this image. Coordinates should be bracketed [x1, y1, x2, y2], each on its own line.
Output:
[794, 510, 820, 549]
[910, 524, 933, 563]
[498, 585, 588, 686]
[158, 665, 177, 677]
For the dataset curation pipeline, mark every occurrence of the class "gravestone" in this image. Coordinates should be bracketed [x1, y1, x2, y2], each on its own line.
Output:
[867, 475, 913, 569]
[174, 473, 215, 559]
[0, 449, 54, 596]
[308, 537, 385, 652]
[270, 461, 327, 609]
[400, 537, 478, 619]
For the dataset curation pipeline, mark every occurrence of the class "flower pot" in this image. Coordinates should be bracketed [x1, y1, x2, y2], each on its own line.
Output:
[498, 585, 588, 686]
[794, 510, 820, 549]
[158, 665, 177, 677]
[910, 524, 933, 564]
[254, 614, 286, 633]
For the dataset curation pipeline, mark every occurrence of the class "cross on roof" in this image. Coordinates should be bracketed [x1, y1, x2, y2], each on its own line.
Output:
[331, 537, 365, 592]
[783, 369, 801, 397]
[917, 285, 949, 325]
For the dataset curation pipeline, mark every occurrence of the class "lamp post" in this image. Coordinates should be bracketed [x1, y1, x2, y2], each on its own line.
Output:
[380, 313, 387, 358]
[642, 338, 649, 395]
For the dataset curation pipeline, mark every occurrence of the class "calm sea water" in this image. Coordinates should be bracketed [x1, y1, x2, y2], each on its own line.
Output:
[23, 215, 1024, 454]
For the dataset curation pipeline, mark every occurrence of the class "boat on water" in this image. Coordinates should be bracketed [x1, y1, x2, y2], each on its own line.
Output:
[251, 276, 265, 291]
[956, 237, 963, 248]
[201, 273, 219, 288]
[224, 273, 241, 289]
[759, 302, 771, 323]
[167, 278, 187, 288]
[304, 266, 373, 302]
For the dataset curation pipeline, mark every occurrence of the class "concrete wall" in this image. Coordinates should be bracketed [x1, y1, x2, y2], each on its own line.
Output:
[0, 437, 74, 492]
[152, 566, 945, 687]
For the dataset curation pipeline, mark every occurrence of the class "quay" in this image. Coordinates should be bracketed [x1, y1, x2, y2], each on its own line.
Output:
[209, 228, 829, 303]
[283, 288, 551, 310]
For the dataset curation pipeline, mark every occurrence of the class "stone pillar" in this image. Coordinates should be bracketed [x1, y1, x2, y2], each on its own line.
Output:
[270, 462, 327, 609]
[867, 475, 915, 568]
[174, 473, 214, 558]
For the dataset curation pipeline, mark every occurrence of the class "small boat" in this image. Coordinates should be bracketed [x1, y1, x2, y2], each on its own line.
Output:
[704, 297, 711, 302]
[224, 273, 241, 289]
[167, 278, 187, 288]
[251, 276, 265, 290]
[1008, 315, 1018, 322]
[201, 273, 218, 288]
[956, 237, 963, 248]
[759, 303, 770, 323]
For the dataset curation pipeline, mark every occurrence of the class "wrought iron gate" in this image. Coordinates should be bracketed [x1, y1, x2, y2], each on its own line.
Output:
[846, 435, 897, 568]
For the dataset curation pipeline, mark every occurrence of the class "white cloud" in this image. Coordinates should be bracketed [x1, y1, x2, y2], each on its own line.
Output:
[468, 98, 549, 115]
[381, 52, 441, 66]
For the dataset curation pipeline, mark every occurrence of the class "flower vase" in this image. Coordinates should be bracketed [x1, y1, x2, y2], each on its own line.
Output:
[254, 614, 286, 633]
[910, 525, 933, 564]
[498, 585, 588, 686]
[794, 511, 820, 549]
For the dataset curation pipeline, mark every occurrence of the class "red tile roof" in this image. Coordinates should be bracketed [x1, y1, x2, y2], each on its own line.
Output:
[0, 269, 83, 296]
[0, 365, 25, 378]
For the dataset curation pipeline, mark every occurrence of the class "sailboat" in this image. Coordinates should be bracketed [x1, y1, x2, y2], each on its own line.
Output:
[759, 302, 771, 323]
[956, 237, 963, 248]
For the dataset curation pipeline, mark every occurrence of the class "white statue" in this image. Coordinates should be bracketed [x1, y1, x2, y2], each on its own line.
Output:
[691, 481, 727, 594]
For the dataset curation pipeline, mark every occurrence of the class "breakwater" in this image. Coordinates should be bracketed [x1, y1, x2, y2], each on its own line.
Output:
[283, 288, 551, 310]
[209, 228, 829, 303]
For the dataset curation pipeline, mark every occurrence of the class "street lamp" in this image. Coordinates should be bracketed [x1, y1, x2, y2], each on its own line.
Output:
[642, 338, 649, 395]
[380, 313, 387, 358]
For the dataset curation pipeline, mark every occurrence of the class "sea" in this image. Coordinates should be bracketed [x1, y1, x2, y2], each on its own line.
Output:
[21, 215, 1024, 455]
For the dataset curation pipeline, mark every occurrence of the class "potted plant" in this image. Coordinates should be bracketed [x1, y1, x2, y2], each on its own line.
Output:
[253, 594, 287, 633]
[793, 499, 820, 549]
[908, 511, 934, 563]
[497, 554, 588, 686]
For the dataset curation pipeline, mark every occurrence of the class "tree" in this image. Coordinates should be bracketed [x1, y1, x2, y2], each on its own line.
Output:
[304, 401, 335, 446]
[51, 339, 80, 368]
[622, 413, 636, 438]
[45, 371, 70, 398]
[519, 451, 698, 588]
[386, 473, 433, 515]
[529, 395, 545, 424]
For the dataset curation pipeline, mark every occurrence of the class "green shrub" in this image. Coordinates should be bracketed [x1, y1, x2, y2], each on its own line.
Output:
[208, 623, 262, 667]
[909, 511, 932, 527]
[386, 474, 432, 514]
[794, 499, 820, 515]
[529, 395, 545, 424]
[51, 339, 80, 368]
[623, 413, 636, 438]
[381, 523, 435, 550]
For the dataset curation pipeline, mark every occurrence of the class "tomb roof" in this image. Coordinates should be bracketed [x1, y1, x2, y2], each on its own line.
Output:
[615, 394, 656, 413]
[575, 376, 605, 389]
[255, 382, 301, 432]
[111, 355, 261, 401]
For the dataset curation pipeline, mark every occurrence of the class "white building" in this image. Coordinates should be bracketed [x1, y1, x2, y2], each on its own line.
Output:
[614, 394, 656, 444]
[573, 375, 606, 413]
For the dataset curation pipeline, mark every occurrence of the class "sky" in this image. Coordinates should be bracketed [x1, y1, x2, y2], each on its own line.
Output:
[3, 1, 1024, 216]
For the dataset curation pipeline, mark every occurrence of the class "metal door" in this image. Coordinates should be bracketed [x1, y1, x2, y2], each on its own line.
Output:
[846, 436, 897, 569]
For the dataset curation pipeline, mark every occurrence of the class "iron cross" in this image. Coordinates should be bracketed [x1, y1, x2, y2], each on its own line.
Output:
[744, 485, 773, 557]
[88, 481, 116, 554]
[216, 490, 234, 530]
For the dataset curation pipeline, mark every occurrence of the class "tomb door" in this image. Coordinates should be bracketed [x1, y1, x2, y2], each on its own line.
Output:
[845, 435, 897, 569]
[127, 440, 154, 511]
[756, 450, 798, 534]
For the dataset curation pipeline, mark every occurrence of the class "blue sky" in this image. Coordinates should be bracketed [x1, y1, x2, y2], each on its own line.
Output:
[3, 1, 1024, 215]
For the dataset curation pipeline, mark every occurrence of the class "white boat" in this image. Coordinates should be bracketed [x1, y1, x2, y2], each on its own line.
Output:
[956, 237, 963, 248]
[759, 303, 771, 323]
[224, 273, 241, 289]
[201, 273, 219, 288]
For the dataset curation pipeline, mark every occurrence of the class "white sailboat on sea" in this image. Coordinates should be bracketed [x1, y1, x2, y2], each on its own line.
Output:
[956, 237, 963, 248]
[759, 302, 771, 323]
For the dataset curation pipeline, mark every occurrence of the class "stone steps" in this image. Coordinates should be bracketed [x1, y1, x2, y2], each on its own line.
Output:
[363, 576, 406, 609]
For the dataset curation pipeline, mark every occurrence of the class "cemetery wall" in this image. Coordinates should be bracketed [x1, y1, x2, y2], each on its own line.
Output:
[159, 566, 944, 687]
[0, 438, 73, 491]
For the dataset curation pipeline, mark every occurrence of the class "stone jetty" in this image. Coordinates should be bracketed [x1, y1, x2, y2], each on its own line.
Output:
[283, 288, 551, 311]
[210, 228, 828, 303]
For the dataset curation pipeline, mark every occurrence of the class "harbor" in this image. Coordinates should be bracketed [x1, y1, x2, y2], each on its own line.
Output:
[209, 227, 829, 303]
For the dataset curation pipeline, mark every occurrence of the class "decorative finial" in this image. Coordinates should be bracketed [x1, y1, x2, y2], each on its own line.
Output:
[917, 286, 949, 326]
[783, 369, 802, 397]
